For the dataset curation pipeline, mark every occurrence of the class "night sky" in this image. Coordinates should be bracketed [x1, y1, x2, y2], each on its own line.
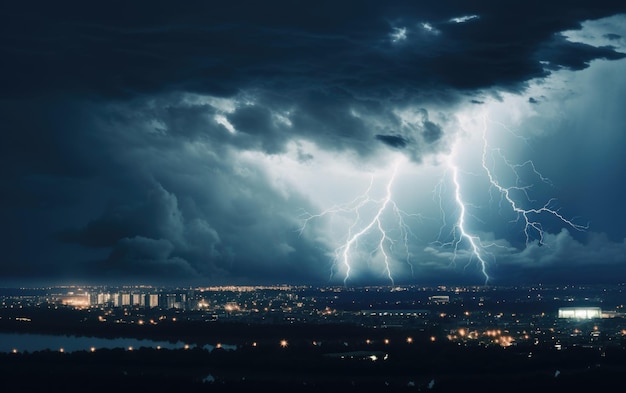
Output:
[2, 1, 626, 287]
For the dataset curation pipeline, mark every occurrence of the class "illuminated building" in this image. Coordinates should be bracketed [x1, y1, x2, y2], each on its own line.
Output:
[558, 307, 601, 319]
[131, 293, 144, 306]
[147, 294, 160, 308]
[97, 293, 111, 305]
[429, 295, 450, 304]
[60, 293, 90, 308]
[121, 293, 131, 306]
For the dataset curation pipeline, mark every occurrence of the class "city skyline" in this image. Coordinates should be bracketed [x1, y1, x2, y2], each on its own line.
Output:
[2, 1, 626, 288]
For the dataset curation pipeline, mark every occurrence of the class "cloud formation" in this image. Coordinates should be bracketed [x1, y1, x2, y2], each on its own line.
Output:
[1, 1, 625, 286]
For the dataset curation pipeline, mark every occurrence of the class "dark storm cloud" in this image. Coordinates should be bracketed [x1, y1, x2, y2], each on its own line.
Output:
[2, 0, 626, 285]
[490, 230, 626, 285]
[47, 98, 332, 284]
[536, 34, 626, 71]
[2, 0, 625, 100]
[103, 236, 198, 279]
[422, 120, 443, 143]
[3, 1, 624, 165]
[57, 182, 185, 249]
[375, 134, 409, 149]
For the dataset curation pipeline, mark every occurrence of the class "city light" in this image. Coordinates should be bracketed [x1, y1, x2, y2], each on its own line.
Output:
[2, 284, 626, 356]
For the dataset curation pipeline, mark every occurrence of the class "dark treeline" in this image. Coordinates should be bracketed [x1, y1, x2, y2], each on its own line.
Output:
[3, 340, 626, 392]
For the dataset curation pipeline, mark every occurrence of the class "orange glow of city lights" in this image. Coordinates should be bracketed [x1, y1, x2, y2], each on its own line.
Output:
[59, 348, 64, 353]
[280, 340, 288, 348]
[90, 347, 96, 352]
[498, 336, 514, 347]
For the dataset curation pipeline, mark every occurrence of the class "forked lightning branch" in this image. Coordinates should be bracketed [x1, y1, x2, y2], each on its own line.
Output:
[299, 111, 588, 286]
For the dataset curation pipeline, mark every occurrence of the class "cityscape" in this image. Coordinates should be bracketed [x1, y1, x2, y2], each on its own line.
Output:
[2, 284, 626, 391]
[3, 1, 626, 392]
[3, 284, 626, 348]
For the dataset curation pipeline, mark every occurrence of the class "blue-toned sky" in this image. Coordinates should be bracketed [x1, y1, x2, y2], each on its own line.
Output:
[2, 1, 626, 287]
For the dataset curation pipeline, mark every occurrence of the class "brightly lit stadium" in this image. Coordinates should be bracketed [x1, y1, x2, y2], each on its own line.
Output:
[558, 307, 602, 319]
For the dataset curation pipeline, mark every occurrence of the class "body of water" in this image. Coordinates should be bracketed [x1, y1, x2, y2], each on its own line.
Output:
[0, 332, 236, 353]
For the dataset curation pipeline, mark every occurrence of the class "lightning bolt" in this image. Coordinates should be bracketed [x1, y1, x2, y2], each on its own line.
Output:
[478, 115, 588, 245]
[435, 111, 588, 284]
[300, 109, 587, 286]
[298, 158, 421, 286]
[432, 152, 495, 284]
[451, 163, 492, 283]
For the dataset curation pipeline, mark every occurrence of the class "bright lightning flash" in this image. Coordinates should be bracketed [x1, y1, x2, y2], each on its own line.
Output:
[449, 163, 492, 283]
[298, 157, 420, 286]
[436, 112, 588, 284]
[300, 109, 588, 286]
[478, 115, 588, 245]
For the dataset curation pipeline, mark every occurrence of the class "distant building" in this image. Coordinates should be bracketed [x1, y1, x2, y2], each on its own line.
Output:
[601, 310, 626, 318]
[131, 293, 144, 306]
[60, 293, 90, 308]
[96, 293, 111, 305]
[361, 310, 430, 317]
[558, 307, 601, 319]
[429, 295, 450, 304]
[165, 293, 186, 309]
[121, 293, 131, 306]
[147, 294, 160, 308]
[112, 293, 121, 307]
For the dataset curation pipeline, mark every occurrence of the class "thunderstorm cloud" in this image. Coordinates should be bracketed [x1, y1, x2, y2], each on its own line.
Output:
[1, 0, 626, 286]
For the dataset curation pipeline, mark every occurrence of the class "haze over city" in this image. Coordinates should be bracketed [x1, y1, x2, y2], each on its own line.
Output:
[2, 1, 626, 288]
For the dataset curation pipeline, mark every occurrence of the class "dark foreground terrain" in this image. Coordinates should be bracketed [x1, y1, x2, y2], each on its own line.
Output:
[3, 320, 626, 393]
[3, 341, 626, 393]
